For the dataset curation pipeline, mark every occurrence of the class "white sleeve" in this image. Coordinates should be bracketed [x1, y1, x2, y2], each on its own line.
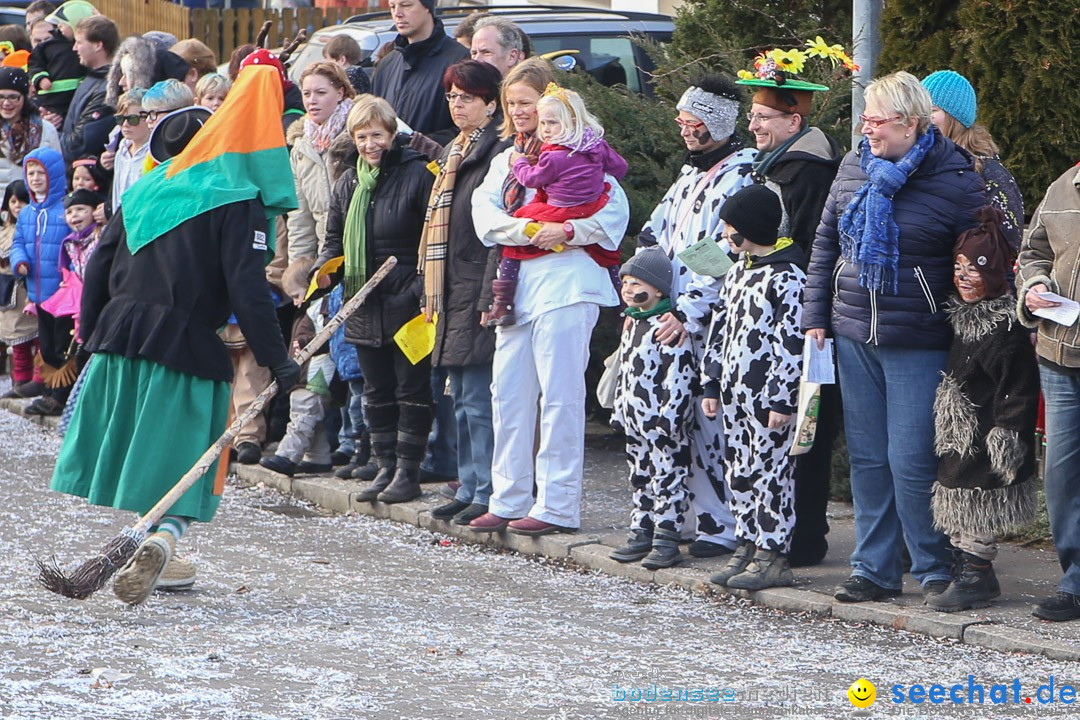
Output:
[472, 146, 533, 248]
[565, 176, 629, 252]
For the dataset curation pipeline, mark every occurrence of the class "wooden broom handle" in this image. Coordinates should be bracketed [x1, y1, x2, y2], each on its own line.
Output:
[132, 257, 398, 535]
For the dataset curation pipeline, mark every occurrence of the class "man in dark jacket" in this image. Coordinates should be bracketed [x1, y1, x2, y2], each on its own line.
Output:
[740, 80, 842, 568]
[372, 0, 468, 141]
[58, 14, 118, 163]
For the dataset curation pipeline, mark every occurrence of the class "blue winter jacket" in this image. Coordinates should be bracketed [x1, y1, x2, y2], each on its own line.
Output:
[9, 147, 68, 304]
[328, 284, 362, 383]
[802, 128, 987, 350]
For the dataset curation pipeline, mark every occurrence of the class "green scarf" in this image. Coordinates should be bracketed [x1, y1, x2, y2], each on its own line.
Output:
[751, 126, 810, 179]
[624, 297, 672, 320]
[343, 158, 380, 298]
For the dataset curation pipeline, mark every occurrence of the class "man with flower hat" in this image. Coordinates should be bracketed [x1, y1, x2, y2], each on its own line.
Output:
[635, 73, 756, 559]
[736, 39, 853, 568]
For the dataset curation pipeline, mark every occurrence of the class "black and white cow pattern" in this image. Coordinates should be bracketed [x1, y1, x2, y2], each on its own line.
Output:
[637, 149, 755, 542]
[612, 314, 695, 534]
[703, 254, 805, 553]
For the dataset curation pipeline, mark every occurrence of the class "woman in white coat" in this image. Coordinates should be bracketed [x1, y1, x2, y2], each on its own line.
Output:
[467, 58, 629, 535]
[0, 67, 61, 189]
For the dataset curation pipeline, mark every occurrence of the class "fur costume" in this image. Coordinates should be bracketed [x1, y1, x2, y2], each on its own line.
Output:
[931, 295, 1040, 536]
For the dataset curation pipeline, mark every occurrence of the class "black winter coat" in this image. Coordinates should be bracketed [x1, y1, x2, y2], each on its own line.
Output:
[430, 118, 509, 367]
[371, 20, 469, 137]
[318, 141, 434, 348]
[81, 201, 290, 382]
[803, 127, 987, 349]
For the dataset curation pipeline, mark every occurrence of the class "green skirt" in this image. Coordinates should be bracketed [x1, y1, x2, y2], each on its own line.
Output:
[51, 353, 230, 523]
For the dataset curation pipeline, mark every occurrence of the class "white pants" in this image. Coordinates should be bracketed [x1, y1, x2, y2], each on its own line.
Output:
[686, 334, 737, 546]
[489, 302, 599, 528]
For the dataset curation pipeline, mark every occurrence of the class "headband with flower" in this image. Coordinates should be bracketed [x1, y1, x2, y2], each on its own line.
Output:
[736, 36, 859, 91]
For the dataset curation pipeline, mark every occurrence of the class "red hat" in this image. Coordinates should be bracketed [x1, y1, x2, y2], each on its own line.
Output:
[239, 48, 285, 88]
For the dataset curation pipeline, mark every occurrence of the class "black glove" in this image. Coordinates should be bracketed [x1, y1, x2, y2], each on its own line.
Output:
[271, 359, 301, 390]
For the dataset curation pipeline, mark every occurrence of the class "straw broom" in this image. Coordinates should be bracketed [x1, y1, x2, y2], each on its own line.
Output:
[37, 257, 398, 600]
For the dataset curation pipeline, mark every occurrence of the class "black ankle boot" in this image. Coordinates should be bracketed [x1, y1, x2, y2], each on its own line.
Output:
[641, 530, 682, 570]
[374, 402, 430, 505]
[925, 552, 1000, 612]
[377, 467, 422, 504]
[355, 465, 395, 502]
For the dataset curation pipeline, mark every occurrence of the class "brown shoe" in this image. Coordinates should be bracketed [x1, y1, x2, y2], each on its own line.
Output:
[469, 512, 516, 533]
[507, 517, 577, 536]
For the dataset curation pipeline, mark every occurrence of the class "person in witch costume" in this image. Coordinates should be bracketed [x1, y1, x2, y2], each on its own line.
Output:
[49, 64, 300, 606]
[927, 206, 1039, 612]
[736, 42, 848, 569]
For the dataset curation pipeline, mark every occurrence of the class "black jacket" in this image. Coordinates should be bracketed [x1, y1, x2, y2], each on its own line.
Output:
[430, 119, 509, 367]
[803, 127, 986, 349]
[371, 19, 469, 136]
[752, 127, 841, 256]
[81, 201, 290, 382]
[318, 140, 434, 348]
[60, 63, 111, 163]
[27, 31, 84, 117]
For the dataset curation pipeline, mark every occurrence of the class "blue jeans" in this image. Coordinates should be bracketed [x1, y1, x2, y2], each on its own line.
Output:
[836, 336, 952, 589]
[1039, 366, 1080, 596]
[337, 380, 368, 454]
[421, 365, 458, 477]
[447, 363, 494, 506]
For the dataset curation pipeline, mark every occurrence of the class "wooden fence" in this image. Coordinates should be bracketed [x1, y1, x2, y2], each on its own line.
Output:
[93, 1, 390, 68]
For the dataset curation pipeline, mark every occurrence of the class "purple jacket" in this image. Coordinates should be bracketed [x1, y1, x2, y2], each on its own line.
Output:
[513, 138, 628, 208]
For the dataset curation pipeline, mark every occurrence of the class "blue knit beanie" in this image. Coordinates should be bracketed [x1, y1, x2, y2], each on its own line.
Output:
[922, 70, 976, 128]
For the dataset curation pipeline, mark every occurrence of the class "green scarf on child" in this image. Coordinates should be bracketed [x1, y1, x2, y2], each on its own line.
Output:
[343, 158, 380, 298]
[624, 297, 672, 320]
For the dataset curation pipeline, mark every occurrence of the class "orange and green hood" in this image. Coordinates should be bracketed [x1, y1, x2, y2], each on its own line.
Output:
[122, 64, 299, 255]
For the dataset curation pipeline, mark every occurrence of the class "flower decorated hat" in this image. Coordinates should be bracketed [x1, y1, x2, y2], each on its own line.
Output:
[737, 37, 858, 116]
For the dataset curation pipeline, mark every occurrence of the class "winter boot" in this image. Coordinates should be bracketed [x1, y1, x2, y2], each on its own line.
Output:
[157, 556, 197, 591]
[709, 540, 755, 586]
[641, 530, 683, 570]
[726, 548, 794, 590]
[114, 531, 174, 605]
[354, 403, 398, 502]
[609, 528, 653, 563]
[335, 429, 372, 478]
[925, 553, 1000, 612]
[377, 402, 431, 504]
[487, 280, 517, 327]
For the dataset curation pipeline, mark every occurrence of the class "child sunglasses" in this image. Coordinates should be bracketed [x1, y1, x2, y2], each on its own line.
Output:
[114, 111, 151, 126]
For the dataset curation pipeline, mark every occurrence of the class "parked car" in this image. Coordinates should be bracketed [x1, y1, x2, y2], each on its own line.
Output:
[0, 6, 25, 28]
[287, 5, 674, 95]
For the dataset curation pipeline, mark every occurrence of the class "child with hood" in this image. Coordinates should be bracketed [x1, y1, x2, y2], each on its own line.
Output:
[0, 179, 38, 394]
[9, 146, 67, 408]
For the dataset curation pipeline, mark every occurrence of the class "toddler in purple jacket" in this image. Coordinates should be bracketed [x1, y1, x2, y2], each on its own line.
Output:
[488, 84, 627, 326]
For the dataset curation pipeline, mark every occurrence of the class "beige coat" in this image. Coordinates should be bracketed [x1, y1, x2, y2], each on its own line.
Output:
[286, 120, 350, 263]
[0, 224, 37, 344]
[1017, 165, 1080, 368]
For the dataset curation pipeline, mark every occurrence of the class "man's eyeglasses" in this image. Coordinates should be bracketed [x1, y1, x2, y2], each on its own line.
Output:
[746, 111, 791, 123]
[859, 114, 902, 128]
[115, 112, 150, 126]
[445, 92, 476, 104]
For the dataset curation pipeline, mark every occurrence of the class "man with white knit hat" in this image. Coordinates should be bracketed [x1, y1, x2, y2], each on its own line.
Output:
[635, 74, 755, 558]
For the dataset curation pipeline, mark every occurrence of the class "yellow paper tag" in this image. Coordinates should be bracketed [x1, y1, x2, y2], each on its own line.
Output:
[426, 160, 441, 176]
[305, 256, 345, 301]
[393, 312, 438, 365]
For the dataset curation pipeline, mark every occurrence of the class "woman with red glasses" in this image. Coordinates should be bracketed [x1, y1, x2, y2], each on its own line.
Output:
[803, 71, 987, 604]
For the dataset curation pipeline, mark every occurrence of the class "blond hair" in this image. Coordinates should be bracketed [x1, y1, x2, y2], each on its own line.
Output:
[537, 86, 604, 149]
[498, 57, 555, 138]
[347, 94, 397, 135]
[935, 113, 1000, 173]
[194, 73, 231, 101]
[865, 71, 932, 135]
[116, 87, 145, 114]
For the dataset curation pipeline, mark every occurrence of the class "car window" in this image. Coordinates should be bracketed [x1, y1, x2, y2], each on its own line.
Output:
[530, 35, 640, 93]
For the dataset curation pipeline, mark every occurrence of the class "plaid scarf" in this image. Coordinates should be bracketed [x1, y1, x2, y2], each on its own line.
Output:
[500, 131, 543, 212]
[420, 123, 488, 314]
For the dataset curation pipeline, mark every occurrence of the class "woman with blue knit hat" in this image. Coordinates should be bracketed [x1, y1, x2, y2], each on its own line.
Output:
[922, 70, 1023, 253]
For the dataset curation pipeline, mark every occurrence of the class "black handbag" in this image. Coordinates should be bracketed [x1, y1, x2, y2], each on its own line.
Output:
[0, 273, 17, 311]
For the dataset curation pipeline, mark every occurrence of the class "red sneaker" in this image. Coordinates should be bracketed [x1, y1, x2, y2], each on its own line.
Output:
[506, 517, 577, 536]
[469, 512, 516, 533]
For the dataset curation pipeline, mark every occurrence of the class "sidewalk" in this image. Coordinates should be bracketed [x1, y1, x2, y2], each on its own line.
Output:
[7, 397, 1078, 663]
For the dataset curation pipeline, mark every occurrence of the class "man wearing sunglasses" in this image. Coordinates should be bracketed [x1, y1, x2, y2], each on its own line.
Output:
[735, 73, 842, 571]
[633, 74, 756, 560]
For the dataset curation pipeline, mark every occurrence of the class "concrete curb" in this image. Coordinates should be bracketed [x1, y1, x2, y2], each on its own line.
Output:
[6, 395, 1075, 664]
[228, 462, 1080, 663]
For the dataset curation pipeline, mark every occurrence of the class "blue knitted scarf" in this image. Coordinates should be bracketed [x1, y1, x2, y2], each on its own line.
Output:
[839, 130, 935, 294]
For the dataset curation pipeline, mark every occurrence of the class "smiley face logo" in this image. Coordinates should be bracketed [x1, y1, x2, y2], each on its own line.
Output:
[848, 679, 876, 708]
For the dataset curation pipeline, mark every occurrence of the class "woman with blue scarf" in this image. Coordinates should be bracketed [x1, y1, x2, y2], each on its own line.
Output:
[802, 71, 986, 604]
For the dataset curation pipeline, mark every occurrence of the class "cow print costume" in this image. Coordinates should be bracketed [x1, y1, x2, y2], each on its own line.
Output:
[703, 242, 805, 553]
[611, 309, 695, 534]
[637, 138, 755, 544]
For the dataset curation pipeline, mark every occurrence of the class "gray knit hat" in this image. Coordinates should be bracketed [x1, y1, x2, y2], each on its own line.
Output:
[620, 247, 673, 298]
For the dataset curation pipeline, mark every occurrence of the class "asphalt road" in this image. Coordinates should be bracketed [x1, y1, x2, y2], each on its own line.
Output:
[1, 407, 1077, 720]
